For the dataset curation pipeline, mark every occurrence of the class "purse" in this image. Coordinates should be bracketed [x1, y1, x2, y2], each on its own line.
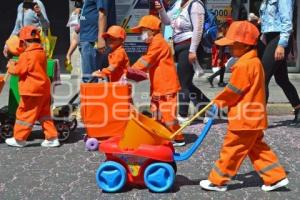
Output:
[40, 29, 57, 59]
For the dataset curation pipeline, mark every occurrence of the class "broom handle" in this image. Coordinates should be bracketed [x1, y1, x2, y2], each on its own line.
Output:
[170, 102, 214, 139]
[4, 71, 9, 82]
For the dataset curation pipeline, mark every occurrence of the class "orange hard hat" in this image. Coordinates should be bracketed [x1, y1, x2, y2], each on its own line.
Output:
[131, 15, 161, 33]
[5, 35, 22, 56]
[215, 21, 260, 46]
[102, 25, 126, 40]
[19, 25, 41, 41]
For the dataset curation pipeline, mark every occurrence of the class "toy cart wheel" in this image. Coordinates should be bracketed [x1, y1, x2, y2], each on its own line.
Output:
[96, 161, 127, 192]
[144, 162, 175, 192]
[69, 118, 77, 132]
[56, 121, 71, 142]
[169, 162, 177, 174]
[85, 138, 99, 151]
[0, 123, 14, 140]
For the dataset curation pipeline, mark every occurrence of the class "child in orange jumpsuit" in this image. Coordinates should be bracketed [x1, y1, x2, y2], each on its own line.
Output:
[131, 15, 185, 147]
[5, 25, 59, 148]
[92, 25, 130, 82]
[200, 21, 288, 192]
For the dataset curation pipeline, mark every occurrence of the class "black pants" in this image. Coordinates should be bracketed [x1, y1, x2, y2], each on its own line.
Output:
[209, 67, 225, 83]
[259, 32, 300, 108]
[174, 42, 210, 117]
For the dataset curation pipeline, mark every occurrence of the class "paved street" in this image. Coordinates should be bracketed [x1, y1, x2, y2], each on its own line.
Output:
[0, 75, 299, 199]
[0, 116, 299, 200]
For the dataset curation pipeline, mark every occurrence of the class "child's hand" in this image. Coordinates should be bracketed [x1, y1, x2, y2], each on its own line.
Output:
[92, 70, 101, 77]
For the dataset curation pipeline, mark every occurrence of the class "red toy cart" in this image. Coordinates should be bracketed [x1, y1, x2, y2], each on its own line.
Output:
[96, 104, 217, 192]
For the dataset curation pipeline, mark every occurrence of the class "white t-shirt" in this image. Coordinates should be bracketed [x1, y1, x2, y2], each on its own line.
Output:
[159, 0, 205, 53]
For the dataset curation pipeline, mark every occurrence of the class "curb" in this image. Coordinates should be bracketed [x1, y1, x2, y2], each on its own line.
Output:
[266, 103, 294, 116]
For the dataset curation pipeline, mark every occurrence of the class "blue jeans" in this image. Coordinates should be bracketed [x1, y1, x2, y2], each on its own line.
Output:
[79, 41, 104, 83]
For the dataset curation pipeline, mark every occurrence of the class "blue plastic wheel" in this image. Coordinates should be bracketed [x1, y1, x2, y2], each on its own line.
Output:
[96, 161, 127, 192]
[144, 162, 175, 192]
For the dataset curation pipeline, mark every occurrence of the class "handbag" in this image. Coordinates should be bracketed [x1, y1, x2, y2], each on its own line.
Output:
[40, 29, 57, 59]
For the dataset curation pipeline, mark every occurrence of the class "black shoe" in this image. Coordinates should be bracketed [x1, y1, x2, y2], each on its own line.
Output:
[218, 82, 227, 87]
[207, 77, 214, 87]
[289, 108, 300, 127]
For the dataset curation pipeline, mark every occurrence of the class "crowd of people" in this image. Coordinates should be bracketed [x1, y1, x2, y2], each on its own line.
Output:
[1, 0, 299, 192]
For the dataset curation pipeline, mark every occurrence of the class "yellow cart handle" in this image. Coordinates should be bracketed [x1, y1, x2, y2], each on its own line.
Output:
[170, 102, 214, 139]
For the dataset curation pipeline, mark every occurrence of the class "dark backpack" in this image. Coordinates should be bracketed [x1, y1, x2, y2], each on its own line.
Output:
[188, 0, 218, 53]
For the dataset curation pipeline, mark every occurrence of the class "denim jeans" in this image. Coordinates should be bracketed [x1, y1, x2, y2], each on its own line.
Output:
[79, 41, 104, 83]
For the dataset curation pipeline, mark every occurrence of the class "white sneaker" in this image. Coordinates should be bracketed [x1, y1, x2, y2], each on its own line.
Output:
[41, 138, 60, 148]
[177, 115, 189, 125]
[261, 178, 289, 192]
[200, 180, 228, 192]
[5, 137, 26, 148]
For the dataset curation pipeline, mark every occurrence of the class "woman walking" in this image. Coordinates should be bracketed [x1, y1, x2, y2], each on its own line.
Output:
[155, 0, 210, 124]
[259, 0, 300, 126]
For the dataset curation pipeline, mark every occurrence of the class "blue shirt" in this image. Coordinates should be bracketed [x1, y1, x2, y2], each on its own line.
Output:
[80, 0, 105, 42]
[259, 0, 294, 47]
[80, 0, 115, 42]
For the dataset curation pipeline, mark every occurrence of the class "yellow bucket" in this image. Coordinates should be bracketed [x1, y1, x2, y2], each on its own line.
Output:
[119, 111, 173, 150]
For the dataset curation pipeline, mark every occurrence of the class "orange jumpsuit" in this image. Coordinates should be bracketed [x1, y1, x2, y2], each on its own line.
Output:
[209, 50, 287, 186]
[8, 43, 58, 141]
[132, 33, 182, 137]
[101, 46, 130, 82]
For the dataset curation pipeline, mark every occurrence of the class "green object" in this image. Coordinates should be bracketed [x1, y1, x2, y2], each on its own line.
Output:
[8, 59, 56, 116]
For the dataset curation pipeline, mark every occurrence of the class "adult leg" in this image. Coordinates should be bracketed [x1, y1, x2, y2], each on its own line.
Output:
[80, 41, 100, 83]
[175, 43, 195, 117]
[189, 84, 210, 112]
[260, 37, 279, 102]
[207, 69, 221, 87]
[273, 60, 300, 108]
[218, 67, 226, 84]
[272, 37, 300, 108]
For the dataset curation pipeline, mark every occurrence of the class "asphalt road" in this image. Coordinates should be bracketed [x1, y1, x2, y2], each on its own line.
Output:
[0, 116, 299, 200]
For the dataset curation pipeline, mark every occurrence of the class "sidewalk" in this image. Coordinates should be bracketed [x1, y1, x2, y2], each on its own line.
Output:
[0, 73, 299, 115]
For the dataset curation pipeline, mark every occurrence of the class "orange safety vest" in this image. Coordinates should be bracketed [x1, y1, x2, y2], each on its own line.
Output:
[214, 50, 268, 130]
[132, 33, 181, 96]
[8, 43, 50, 96]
